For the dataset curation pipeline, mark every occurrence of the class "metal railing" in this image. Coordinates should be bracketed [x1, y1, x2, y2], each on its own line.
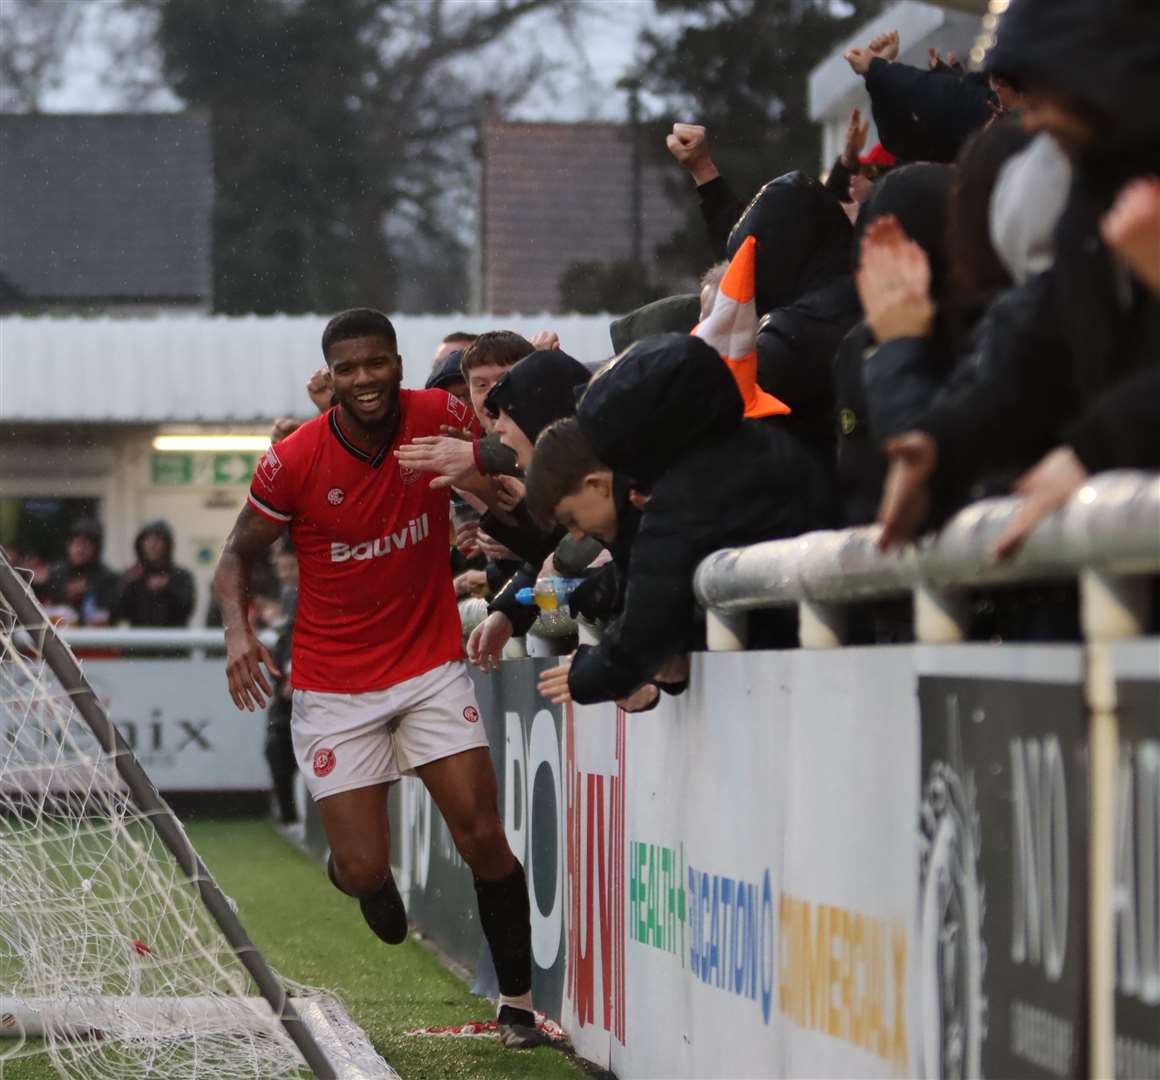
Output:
[693, 469, 1160, 1079]
[456, 598, 580, 659]
[60, 627, 278, 650]
[694, 470, 1160, 649]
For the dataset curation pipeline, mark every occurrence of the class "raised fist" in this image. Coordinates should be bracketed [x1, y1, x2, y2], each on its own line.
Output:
[530, 329, 560, 351]
[868, 29, 900, 61]
[843, 47, 874, 76]
[665, 123, 720, 186]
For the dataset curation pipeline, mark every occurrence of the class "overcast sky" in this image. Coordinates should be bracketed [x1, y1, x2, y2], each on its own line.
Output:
[40, 0, 676, 122]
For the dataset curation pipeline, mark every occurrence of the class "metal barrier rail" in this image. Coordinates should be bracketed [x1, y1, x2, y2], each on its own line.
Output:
[59, 627, 278, 649]
[13, 627, 278, 653]
[694, 470, 1160, 649]
[693, 468, 1160, 1079]
[456, 598, 580, 660]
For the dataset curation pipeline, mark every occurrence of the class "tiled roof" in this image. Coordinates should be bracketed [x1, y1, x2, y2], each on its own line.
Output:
[480, 118, 683, 313]
[0, 113, 213, 305]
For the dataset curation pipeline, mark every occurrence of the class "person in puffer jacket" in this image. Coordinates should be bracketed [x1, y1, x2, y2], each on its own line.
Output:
[528, 333, 840, 707]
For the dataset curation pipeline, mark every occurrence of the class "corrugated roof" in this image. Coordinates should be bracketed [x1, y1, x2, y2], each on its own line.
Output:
[0, 113, 213, 304]
[0, 314, 619, 422]
[480, 118, 684, 313]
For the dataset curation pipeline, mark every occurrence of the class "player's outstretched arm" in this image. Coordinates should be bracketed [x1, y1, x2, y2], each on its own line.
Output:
[214, 505, 284, 711]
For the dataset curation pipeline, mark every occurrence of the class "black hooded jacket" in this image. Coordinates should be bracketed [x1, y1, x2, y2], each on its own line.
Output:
[480, 349, 592, 570]
[42, 518, 120, 624]
[483, 350, 591, 450]
[567, 335, 840, 704]
[482, 350, 596, 633]
[725, 172, 862, 460]
[864, 59, 994, 164]
[832, 164, 956, 524]
[112, 520, 196, 628]
[920, 0, 1160, 481]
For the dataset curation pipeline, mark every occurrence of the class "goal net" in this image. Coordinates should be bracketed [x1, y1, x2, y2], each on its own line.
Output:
[0, 552, 393, 1079]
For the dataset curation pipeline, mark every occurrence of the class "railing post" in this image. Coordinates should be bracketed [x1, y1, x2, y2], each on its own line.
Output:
[1080, 569, 1150, 1080]
[913, 585, 969, 643]
[706, 610, 747, 652]
[502, 636, 528, 660]
[798, 601, 846, 648]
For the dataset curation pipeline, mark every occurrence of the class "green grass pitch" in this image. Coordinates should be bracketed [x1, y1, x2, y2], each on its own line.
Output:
[0, 819, 591, 1080]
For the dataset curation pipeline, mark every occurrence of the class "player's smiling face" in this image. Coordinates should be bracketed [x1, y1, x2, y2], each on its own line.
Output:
[326, 335, 403, 429]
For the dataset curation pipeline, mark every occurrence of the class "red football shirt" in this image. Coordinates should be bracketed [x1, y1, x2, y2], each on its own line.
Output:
[248, 389, 476, 693]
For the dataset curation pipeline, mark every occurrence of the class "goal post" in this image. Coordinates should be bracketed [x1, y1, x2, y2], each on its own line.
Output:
[0, 549, 392, 1079]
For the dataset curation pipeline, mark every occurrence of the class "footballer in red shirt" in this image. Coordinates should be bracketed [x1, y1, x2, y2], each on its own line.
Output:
[214, 309, 545, 1048]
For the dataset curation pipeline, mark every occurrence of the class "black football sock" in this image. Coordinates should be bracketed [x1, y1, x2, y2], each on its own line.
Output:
[473, 861, 532, 998]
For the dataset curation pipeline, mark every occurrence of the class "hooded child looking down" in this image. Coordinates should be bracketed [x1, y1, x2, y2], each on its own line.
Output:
[528, 333, 839, 707]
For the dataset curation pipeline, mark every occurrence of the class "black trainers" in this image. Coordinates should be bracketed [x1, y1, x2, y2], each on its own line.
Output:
[327, 854, 408, 945]
[497, 1005, 552, 1049]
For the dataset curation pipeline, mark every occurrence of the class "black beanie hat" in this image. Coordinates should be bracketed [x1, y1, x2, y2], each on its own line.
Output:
[483, 349, 591, 444]
[425, 349, 466, 391]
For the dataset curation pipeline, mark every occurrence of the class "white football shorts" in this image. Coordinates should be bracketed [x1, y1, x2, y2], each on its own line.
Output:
[291, 660, 490, 800]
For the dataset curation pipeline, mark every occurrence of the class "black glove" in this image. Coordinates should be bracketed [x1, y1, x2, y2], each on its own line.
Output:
[567, 563, 621, 622]
[488, 565, 540, 636]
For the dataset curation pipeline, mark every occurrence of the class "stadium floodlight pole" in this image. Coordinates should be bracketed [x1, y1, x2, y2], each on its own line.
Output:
[0, 551, 337, 1080]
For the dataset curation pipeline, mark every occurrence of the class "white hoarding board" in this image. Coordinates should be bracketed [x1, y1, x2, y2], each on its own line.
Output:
[83, 659, 268, 791]
[620, 650, 792, 1079]
[779, 647, 919, 1079]
[562, 648, 919, 1079]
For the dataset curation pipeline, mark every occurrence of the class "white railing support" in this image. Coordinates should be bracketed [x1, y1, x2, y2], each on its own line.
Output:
[706, 610, 747, 652]
[502, 636, 528, 660]
[1080, 569, 1152, 644]
[798, 600, 846, 648]
[1080, 569, 1150, 1080]
[913, 585, 969, 644]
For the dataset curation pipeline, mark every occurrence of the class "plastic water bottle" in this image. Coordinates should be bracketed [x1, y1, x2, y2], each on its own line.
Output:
[514, 577, 585, 611]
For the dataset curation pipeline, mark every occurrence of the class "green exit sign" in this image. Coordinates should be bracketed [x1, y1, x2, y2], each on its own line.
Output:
[151, 452, 193, 485]
[151, 452, 259, 487]
[212, 452, 259, 485]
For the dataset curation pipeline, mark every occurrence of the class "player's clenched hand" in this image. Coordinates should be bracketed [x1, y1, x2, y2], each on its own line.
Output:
[224, 626, 281, 712]
[537, 657, 573, 705]
[395, 436, 475, 479]
[467, 611, 513, 674]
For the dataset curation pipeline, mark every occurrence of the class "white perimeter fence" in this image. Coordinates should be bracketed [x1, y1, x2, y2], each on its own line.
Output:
[7, 471, 1157, 1078]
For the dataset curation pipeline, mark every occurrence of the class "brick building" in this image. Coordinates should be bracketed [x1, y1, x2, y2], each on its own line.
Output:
[473, 105, 685, 314]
